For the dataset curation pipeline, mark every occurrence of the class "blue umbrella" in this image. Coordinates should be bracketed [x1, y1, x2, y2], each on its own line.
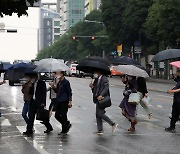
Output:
[0, 62, 12, 72]
[8, 62, 36, 73]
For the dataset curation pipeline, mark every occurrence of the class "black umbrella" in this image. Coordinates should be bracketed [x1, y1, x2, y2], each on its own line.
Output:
[110, 56, 140, 65]
[86, 56, 110, 66]
[77, 60, 111, 75]
[151, 49, 180, 62]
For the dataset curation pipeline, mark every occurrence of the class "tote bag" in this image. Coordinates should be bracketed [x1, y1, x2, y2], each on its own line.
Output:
[128, 92, 141, 105]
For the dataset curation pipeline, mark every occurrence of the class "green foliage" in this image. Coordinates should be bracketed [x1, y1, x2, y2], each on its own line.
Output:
[37, 10, 114, 61]
[0, 0, 39, 17]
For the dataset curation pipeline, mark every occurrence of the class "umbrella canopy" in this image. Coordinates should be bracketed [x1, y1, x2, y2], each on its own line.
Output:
[114, 65, 149, 78]
[0, 62, 12, 72]
[151, 49, 180, 62]
[170, 61, 180, 69]
[34, 58, 69, 72]
[77, 60, 111, 75]
[7, 62, 36, 73]
[110, 56, 140, 65]
[86, 56, 110, 66]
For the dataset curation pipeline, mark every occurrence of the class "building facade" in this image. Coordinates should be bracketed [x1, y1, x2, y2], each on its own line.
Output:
[60, 0, 85, 36]
[42, 8, 60, 48]
[85, 0, 101, 16]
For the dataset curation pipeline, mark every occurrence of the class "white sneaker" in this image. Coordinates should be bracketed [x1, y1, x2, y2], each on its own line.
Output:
[112, 123, 118, 133]
[93, 131, 103, 135]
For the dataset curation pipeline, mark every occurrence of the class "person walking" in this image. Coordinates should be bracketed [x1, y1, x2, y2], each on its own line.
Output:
[21, 75, 33, 124]
[50, 71, 72, 134]
[47, 72, 58, 117]
[137, 77, 152, 119]
[23, 73, 53, 135]
[165, 70, 180, 132]
[119, 75, 138, 132]
[89, 71, 118, 135]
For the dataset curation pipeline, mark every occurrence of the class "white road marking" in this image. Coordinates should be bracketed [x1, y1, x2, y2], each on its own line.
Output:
[156, 105, 163, 108]
[158, 94, 173, 98]
[1, 119, 11, 126]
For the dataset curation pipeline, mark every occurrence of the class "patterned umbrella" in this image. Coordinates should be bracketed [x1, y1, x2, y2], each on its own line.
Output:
[114, 65, 149, 78]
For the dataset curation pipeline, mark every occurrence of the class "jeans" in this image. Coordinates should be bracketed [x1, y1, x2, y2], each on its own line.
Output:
[22, 101, 30, 124]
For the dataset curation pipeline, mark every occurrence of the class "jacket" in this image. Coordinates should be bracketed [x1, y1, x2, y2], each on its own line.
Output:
[54, 78, 72, 102]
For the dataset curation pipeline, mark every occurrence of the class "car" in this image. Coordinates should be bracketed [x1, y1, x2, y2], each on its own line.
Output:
[110, 65, 124, 77]
[66, 63, 78, 76]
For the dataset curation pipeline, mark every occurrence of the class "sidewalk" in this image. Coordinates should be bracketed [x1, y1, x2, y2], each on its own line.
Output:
[109, 77, 175, 93]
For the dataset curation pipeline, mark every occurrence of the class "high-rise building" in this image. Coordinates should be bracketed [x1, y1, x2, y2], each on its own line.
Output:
[85, 0, 101, 16]
[60, 0, 85, 36]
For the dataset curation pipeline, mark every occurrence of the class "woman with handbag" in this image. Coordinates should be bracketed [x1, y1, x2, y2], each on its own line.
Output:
[137, 77, 152, 119]
[119, 75, 138, 132]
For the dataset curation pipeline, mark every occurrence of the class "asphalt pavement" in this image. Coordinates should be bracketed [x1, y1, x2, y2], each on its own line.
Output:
[0, 77, 180, 154]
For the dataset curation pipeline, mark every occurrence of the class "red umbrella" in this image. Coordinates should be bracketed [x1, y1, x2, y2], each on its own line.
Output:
[170, 61, 180, 68]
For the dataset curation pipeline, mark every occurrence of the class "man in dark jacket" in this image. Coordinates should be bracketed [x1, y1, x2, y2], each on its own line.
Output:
[89, 71, 118, 135]
[50, 71, 72, 134]
[23, 73, 53, 135]
[165, 70, 180, 132]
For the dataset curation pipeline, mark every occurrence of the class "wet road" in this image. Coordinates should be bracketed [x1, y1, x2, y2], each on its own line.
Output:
[0, 77, 180, 154]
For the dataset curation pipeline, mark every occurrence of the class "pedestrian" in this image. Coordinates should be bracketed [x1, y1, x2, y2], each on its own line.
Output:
[119, 75, 138, 132]
[23, 73, 53, 135]
[165, 70, 180, 132]
[50, 71, 72, 134]
[0, 80, 6, 117]
[47, 72, 58, 117]
[21, 74, 33, 124]
[89, 71, 118, 135]
[137, 77, 152, 119]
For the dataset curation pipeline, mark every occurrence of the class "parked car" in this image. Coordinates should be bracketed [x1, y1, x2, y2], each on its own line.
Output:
[110, 65, 124, 77]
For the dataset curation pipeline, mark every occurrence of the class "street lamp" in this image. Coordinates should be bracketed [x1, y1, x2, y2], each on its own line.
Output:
[84, 19, 104, 26]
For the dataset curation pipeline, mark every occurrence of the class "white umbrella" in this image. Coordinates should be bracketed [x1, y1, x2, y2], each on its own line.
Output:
[34, 58, 70, 72]
[114, 65, 149, 78]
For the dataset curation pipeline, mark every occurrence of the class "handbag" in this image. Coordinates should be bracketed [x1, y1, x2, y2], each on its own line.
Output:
[128, 92, 141, 105]
[98, 96, 112, 109]
[142, 96, 152, 105]
[36, 108, 49, 121]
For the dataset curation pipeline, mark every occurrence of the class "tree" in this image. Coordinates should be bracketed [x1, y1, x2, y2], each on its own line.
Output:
[0, 0, 39, 17]
[145, 0, 180, 49]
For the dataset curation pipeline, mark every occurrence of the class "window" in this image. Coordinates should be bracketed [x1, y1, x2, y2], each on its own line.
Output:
[54, 28, 60, 33]
[47, 21, 50, 26]
[54, 35, 60, 40]
[48, 28, 51, 33]
[72, 10, 81, 14]
[54, 21, 60, 27]
[72, 19, 74, 24]
[47, 35, 51, 40]
[48, 42, 51, 46]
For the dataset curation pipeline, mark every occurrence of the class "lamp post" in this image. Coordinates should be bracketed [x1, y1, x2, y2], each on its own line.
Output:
[84, 19, 106, 58]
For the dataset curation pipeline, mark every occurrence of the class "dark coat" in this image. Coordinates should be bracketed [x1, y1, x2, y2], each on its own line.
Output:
[92, 75, 110, 104]
[30, 80, 47, 107]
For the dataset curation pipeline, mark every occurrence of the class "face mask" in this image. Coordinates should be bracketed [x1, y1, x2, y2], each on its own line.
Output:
[56, 75, 61, 79]
[94, 73, 98, 78]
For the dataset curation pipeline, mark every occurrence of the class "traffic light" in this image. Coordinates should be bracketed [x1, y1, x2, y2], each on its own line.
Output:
[91, 36, 95, 40]
[72, 36, 76, 40]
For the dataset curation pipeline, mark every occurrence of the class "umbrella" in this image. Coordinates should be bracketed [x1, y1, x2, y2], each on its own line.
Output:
[7, 62, 36, 73]
[34, 58, 69, 72]
[77, 60, 111, 75]
[86, 56, 110, 66]
[0, 62, 12, 72]
[170, 61, 180, 69]
[151, 49, 180, 62]
[110, 56, 140, 65]
[114, 65, 149, 78]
